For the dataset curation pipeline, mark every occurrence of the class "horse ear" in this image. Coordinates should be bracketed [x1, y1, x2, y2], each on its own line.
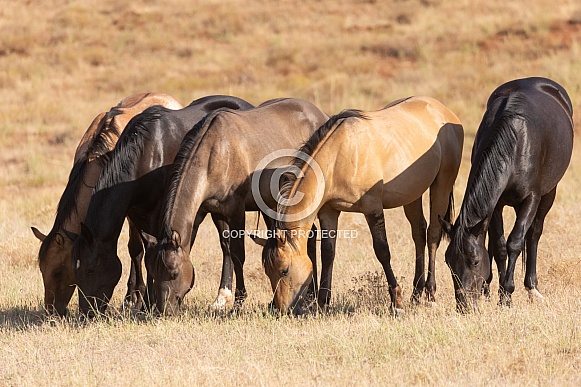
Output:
[438, 215, 453, 237]
[249, 234, 267, 246]
[141, 231, 158, 247]
[80, 222, 94, 245]
[276, 230, 287, 246]
[62, 229, 79, 241]
[54, 233, 65, 246]
[171, 230, 181, 248]
[31, 227, 46, 242]
[469, 218, 486, 237]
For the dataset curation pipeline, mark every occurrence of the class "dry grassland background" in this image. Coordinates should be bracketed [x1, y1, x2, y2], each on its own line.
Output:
[1, 0, 581, 385]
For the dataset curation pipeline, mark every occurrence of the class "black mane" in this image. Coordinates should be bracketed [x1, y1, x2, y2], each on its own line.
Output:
[40, 112, 121, 262]
[160, 109, 226, 240]
[455, 96, 519, 250]
[275, 109, 368, 230]
[93, 106, 168, 193]
[263, 109, 368, 269]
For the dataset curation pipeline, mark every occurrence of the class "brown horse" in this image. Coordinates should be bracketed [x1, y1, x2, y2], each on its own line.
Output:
[31, 92, 182, 316]
[144, 98, 329, 313]
[72, 96, 254, 316]
[260, 96, 463, 315]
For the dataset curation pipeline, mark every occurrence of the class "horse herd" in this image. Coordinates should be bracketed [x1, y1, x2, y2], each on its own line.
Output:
[31, 77, 574, 317]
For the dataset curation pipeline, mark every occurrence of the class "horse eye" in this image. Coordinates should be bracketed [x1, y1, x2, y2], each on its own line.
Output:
[87, 268, 96, 276]
[281, 267, 289, 277]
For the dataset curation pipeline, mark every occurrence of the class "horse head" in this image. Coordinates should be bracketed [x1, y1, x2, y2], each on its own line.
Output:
[73, 223, 122, 317]
[440, 216, 490, 312]
[142, 230, 194, 315]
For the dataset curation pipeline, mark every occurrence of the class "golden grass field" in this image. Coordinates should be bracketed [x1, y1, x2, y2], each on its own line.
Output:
[1, 0, 581, 385]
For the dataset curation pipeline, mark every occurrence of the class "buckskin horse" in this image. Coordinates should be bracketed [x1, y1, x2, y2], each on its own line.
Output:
[71, 95, 254, 316]
[31, 92, 182, 316]
[145, 98, 328, 314]
[261, 96, 464, 315]
[440, 77, 574, 312]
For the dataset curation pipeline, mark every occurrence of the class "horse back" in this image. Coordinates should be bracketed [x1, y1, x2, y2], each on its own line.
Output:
[475, 78, 573, 197]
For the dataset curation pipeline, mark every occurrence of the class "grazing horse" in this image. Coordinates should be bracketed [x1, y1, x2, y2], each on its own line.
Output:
[145, 98, 328, 314]
[72, 95, 254, 316]
[261, 96, 464, 315]
[30, 92, 182, 316]
[440, 77, 574, 311]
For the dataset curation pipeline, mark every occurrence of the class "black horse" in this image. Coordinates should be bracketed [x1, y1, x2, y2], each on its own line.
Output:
[440, 77, 574, 311]
[72, 95, 254, 316]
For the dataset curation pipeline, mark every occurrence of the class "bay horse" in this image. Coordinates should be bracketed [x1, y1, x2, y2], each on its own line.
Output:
[261, 96, 464, 315]
[145, 98, 328, 314]
[440, 77, 574, 311]
[71, 95, 254, 316]
[30, 92, 182, 316]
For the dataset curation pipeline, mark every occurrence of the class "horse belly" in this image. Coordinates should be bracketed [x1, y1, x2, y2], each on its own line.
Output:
[381, 148, 440, 208]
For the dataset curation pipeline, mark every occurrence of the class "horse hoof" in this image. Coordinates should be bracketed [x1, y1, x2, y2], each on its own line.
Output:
[527, 288, 544, 302]
[390, 305, 405, 318]
[209, 288, 233, 313]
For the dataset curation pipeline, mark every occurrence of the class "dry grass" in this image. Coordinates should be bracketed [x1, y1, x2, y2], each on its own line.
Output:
[1, 0, 581, 385]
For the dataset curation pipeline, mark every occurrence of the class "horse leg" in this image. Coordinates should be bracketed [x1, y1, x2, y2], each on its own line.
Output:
[364, 209, 404, 315]
[209, 214, 235, 311]
[307, 223, 319, 304]
[487, 204, 508, 303]
[426, 175, 456, 303]
[403, 197, 426, 305]
[229, 209, 248, 309]
[317, 209, 339, 309]
[503, 193, 541, 306]
[125, 220, 146, 310]
[524, 187, 556, 301]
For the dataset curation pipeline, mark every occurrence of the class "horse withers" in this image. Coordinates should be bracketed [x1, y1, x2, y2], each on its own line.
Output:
[30, 93, 182, 316]
[440, 77, 574, 312]
[260, 96, 463, 315]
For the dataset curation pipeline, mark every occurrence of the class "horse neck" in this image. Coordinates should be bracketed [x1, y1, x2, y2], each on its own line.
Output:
[279, 160, 327, 231]
[164, 162, 210, 252]
[61, 159, 106, 235]
[457, 153, 512, 235]
[85, 183, 134, 242]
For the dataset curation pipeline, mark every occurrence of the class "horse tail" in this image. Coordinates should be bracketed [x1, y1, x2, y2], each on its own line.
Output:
[442, 190, 455, 241]
[522, 237, 527, 276]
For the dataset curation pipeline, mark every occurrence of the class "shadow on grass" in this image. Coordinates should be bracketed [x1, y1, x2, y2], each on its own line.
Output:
[0, 273, 402, 329]
[0, 306, 47, 329]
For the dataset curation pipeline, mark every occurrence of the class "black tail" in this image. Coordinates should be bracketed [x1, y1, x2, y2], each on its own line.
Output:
[442, 190, 455, 241]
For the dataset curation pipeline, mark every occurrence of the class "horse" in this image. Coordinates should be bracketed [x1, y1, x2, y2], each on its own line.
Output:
[439, 77, 574, 311]
[144, 98, 329, 314]
[71, 95, 254, 316]
[30, 92, 182, 316]
[260, 96, 464, 315]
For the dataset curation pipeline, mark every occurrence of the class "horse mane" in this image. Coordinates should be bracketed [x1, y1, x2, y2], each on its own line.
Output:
[263, 109, 368, 269]
[161, 109, 226, 240]
[93, 106, 171, 194]
[275, 109, 368, 230]
[39, 112, 122, 262]
[455, 96, 520, 250]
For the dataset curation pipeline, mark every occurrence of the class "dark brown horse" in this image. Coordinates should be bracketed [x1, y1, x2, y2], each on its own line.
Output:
[146, 98, 328, 314]
[440, 77, 574, 311]
[260, 97, 463, 315]
[31, 92, 182, 316]
[71, 95, 254, 316]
